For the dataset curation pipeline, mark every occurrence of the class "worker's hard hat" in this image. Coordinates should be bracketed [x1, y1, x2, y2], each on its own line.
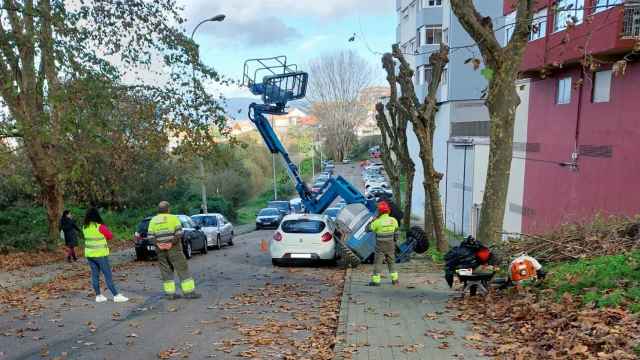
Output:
[377, 201, 391, 214]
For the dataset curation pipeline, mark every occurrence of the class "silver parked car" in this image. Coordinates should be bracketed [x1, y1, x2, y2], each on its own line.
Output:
[191, 213, 234, 249]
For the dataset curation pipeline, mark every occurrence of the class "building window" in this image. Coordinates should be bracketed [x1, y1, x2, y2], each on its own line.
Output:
[418, 25, 443, 46]
[504, 11, 516, 45]
[592, 70, 612, 103]
[505, 8, 548, 44]
[422, 0, 443, 7]
[530, 8, 548, 41]
[417, 65, 433, 86]
[594, 0, 623, 14]
[557, 77, 572, 104]
[554, 0, 584, 32]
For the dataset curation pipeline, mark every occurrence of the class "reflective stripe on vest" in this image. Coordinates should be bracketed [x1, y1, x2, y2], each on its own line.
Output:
[82, 223, 109, 258]
[148, 214, 181, 244]
[370, 214, 399, 237]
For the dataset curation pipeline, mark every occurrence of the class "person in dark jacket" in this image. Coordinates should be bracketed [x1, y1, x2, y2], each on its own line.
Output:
[60, 210, 81, 262]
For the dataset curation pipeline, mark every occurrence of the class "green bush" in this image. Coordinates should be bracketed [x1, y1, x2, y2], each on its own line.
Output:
[0, 206, 48, 251]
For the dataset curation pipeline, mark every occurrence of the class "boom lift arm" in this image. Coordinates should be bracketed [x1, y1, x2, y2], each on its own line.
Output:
[243, 56, 375, 214]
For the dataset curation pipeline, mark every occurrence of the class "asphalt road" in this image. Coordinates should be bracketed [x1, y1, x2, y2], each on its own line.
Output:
[0, 229, 343, 360]
[0, 164, 367, 360]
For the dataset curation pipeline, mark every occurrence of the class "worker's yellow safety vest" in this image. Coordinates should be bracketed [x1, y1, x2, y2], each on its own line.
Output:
[148, 214, 182, 244]
[82, 223, 109, 258]
[370, 214, 399, 238]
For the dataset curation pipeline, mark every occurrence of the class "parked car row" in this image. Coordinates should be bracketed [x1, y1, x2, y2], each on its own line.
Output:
[362, 161, 392, 200]
[134, 213, 234, 261]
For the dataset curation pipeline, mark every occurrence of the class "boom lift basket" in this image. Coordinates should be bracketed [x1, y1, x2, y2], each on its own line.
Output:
[243, 56, 308, 109]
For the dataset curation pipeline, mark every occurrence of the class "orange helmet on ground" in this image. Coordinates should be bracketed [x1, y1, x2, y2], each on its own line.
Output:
[377, 201, 391, 214]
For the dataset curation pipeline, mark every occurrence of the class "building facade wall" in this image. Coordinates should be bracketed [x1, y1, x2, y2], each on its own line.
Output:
[522, 62, 640, 233]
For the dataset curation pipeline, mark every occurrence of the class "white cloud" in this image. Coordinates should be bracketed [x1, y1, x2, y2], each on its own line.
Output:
[178, 0, 392, 45]
[179, 0, 391, 21]
[299, 35, 330, 51]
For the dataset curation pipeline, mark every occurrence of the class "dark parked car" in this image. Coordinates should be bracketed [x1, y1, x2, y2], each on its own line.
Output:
[267, 200, 291, 215]
[256, 207, 284, 229]
[134, 215, 208, 261]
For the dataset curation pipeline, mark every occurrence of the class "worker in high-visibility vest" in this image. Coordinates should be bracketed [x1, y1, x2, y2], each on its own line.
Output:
[367, 200, 400, 286]
[82, 207, 129, 303]
[148, 201, 201, 300]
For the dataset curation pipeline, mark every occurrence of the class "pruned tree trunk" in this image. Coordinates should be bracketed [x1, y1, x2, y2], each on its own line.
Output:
[388, 43, 450, 252]
[450, 0, 534, 244]
[402, 166, 414, 229]
[375, 55, 417, 231]
[377, 124, 402, 207]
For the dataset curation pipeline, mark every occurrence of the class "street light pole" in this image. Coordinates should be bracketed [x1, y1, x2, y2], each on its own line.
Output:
[271, 117, 278, 200]
[190, 14, 225, 214]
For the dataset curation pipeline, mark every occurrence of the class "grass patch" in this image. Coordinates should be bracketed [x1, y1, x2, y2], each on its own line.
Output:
[546, 251, 640, 310]
[237, 190, 274, 225]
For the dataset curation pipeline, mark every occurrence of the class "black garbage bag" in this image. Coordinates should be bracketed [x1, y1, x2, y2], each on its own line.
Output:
[443, 236, 490, 287]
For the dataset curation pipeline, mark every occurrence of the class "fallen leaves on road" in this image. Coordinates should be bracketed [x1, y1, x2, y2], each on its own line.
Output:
[0, 241, 132, 272]
[202, 268, 345, 360]
[452, 289, 640, 358]
[425, 329, 454, 340]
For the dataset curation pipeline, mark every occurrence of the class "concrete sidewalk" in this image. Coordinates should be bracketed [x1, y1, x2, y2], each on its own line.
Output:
[334, 260, 488, 360]
[0, 224, 256, 291]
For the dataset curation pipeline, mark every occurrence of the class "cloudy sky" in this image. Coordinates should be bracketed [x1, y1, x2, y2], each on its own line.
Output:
[176, 0, 396, 98]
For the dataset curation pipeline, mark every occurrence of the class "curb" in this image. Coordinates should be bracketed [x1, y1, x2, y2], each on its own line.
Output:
[333, 267, 352, 360]
[234, 224, 256, 236]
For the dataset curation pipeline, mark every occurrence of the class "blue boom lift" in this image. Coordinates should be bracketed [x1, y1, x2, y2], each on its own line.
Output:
[243, 56, 427, 266]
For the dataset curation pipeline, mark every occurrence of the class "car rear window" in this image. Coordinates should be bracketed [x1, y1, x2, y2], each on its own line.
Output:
[192, 216, 217, 227]
[268, 201, 289, 211]
[281, 219, 326, 234]
[259, 209, 279, 216]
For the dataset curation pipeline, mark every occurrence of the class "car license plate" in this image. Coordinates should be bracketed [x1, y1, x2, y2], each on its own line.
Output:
[291, 254, 312, 259]
[147, 245, 156, 251]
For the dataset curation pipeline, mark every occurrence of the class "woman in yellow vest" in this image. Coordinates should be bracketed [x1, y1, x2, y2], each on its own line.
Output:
[82, 208, 128, 303]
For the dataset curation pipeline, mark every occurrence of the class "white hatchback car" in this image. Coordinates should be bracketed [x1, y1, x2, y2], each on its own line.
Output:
[270, 214, 336, 265]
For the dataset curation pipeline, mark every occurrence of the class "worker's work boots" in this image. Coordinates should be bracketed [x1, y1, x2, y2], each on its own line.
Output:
[183, 292, 202, 299]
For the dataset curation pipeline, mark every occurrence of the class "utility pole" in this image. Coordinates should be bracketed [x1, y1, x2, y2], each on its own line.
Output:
[191, 14, 226, 214]
[272, 154, 278, 200]
[311, 145, 315, 178]
[271, 116, 278, 200]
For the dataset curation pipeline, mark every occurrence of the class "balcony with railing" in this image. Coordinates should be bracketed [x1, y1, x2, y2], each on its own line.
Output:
[516, 0, 640, 73]
[622, 1, 640, 38]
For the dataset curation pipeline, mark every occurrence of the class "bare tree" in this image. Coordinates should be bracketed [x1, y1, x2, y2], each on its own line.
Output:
[307, 50, 372, 161]
[450, 0, 535, 244]
[374, 105, 401, 210]
[380, 43, 449, 252]
[374, 61, 415, 230]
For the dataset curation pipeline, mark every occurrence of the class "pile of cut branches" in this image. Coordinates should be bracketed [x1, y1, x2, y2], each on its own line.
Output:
[502, 215, 640, 262]
[453, 290, 640, 359]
